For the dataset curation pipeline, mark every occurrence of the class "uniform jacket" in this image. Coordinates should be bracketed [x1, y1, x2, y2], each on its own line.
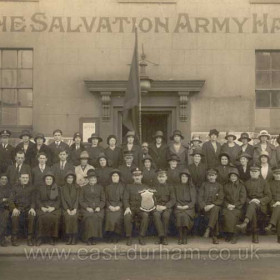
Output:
[0, 144, 15, 173]
[149, 143, 168, 170]
[48, 141, 69, 165]
[0, 184, 13, 210]
[142, 167, 157, 187]
[15, 141, 36, 166]
[12, 183, 36, 210]
[6, 163, 31, 187]
[154, 182, 175, 208]
[119, 164, 136, 185]
[202, 140, 221, 168]
[223, 180, 246, 210]
[75, 164, 94, 187]
[32, 165, 52, 188]
[79, 183, 105, 210]
[188, 162, 207, 189]
[166, 167, 181, 186]
[269, 180, 280, 206]
[61, 183, 80, 211]
[51, 161, 75, 187]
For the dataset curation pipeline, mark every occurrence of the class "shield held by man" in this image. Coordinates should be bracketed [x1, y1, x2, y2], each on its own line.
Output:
[139, 189, 156, 212]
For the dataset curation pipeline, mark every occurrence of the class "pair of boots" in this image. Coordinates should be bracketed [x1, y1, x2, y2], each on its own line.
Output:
[66, 234, 77, 245]
[155, 236, 168, 245]
[225, 233, 238, 244]
[106, 232, 120, 244]
[178, 227, 188, 245]
[203, 227, 219, 244]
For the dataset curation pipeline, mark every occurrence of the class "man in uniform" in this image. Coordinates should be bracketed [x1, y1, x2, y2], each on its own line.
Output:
[11, 172, 36, 246]
[119, 151, 136, 185]
[153, 170, 175, 245]
[15, 130, 35, 166]
[0, 130, 15, 173]
[123, 168, 154, 245]
[236, 165, 272, 243]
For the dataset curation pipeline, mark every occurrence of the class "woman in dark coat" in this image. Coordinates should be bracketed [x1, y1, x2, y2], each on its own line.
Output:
[173, 169, 196, 244]
[221, 132, 241, 166]
[95, 153, 113, 188]
[79, 169, 105, 245]
[104, 135, 123, 168]
[222, 168, 246, 244]
[166, 154, 181, 186]
[259, 151, 274, 182]
[36, 171, 61, 246]
[142, 155, 157, 187]
[61, 171, 80, 245]
[104, 169, 125, 243]
[69, 132, 86, 167]
[216, 153, 232, 186]
[87, 134, 105, 168]
[31, 133, 51, 167]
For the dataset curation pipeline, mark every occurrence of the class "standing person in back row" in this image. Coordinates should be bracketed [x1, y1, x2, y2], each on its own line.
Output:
[202, 129, 221, 169]
[221, 132, 241, 166]
[48, 129, 69, 166]
[0, 130, 15, 173]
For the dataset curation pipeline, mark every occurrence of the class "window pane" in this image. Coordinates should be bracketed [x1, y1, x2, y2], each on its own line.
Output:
[272, 71, 280, 88]
[2, 89, 17, 106]
[256, 90, 271, 107]
[18, 50, 33, 69]
[2, 50, 17, 69]
[18, 89, 32, 106]
[2, 69, 17, 88]
[18, 69, 32, 88]
[256, 52, 270, 70]
[271, 52, 280, 70]
[17, 108, 32, 125]
[256, 71, 270, 88]
[271, 91, 280, 107]
[2, 107, 17, 125]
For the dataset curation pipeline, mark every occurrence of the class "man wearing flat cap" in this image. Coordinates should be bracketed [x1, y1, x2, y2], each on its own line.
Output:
[202, 129, 221, 169]
[15, 130, 35, 167]
[0, 130, 15, 173]
[149, 131, 168, 170]
[236, 164, 271, 243]
[48, 129, 69, 166]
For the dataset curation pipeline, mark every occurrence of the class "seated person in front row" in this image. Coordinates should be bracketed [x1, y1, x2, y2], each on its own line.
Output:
[153, 170, 175, 245]
[123, 168, 155, 246]
[265, 166, 280, 243]
[198, 168, 224, 244]
[11, 172, 36, 246]
[236, 165, 272, 243]
[173, 169, 196, 245]
[222, 167, 246, 244]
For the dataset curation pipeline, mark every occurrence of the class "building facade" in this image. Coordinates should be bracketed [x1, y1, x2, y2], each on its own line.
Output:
[0, 0, 280, 144]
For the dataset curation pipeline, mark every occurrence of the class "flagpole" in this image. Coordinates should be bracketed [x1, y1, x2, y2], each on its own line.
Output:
[135, 25, 142, 144]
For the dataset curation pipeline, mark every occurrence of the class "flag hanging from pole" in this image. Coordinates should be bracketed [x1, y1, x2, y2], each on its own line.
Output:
[122, 27, 140, 136]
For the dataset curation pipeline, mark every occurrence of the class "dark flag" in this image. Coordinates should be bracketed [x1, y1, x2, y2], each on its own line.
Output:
[122, 27, 140, 136]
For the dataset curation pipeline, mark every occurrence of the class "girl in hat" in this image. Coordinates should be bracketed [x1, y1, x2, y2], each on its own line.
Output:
[31, 133, 51, 167]
[69, 132, 86, 167]
[166, 154, 181, 185]
[61, 171, 80, 245]
[173, 169, 196, 245]
[216, 153, 232, 186]
[104, 135, 123, 168]
[15, 130, 35, 166]
[259, 151, 273, 182]
[87, 133, 105, 168]
[36, 172, 61, 246]
[75, 151, 94, 187]
[238, 133, 254, 159]
[221, 132, 241, 166]
[79, 170, 105, 245]
[142, 155, 157, 187]
[104, 169, 125, 243]
[253, 130, 277, 167]
[222, 168, 246, 244]
[95, 153, 113, 187]
[237, 153, 252, 182]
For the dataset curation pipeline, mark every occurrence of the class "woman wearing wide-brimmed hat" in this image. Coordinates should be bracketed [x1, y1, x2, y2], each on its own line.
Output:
[141, 155, 157, 187]
[104, 135, 123, 168]
[238, 132, 254, 159]
[253, 130, 277, 167]
[168, 130, 189, 168]
[149, 130, 168, 170]
[259, 151, 273, 182]
[166, 154, 181, 185]
[221, 131, 241, 165]
[95, 153, 113, 187]
[31, 133, 51, 167]
[61, 171, 80, 245]
[222, 167, 246, 244]
[237, 152, 252, 182]
[75, 151, 94, 187]
[79, 169, 105, 245]
[202, 129, 221, 169]
[15, 130, 35, 166]
[87, 133, 105, 168]
[104, 169, 125, 243]
[216, 153, 232, 186]
[173, 169, 196, 245]
[69, 132, 86, 167]
[36, 171, 61, 246]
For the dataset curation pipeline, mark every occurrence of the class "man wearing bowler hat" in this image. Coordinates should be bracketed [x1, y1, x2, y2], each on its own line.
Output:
[15, 130, 35, 166]
[48, 129, 69, 166]
[202, 129, 221, 169]
[0, 130, 15, 173]
[149, 131, 168, 170]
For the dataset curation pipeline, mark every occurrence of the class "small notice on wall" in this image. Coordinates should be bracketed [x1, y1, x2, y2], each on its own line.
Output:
[82, 123, 95, 142]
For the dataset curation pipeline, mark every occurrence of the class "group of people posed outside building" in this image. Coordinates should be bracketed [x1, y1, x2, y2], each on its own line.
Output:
[0, 127, 280, 247]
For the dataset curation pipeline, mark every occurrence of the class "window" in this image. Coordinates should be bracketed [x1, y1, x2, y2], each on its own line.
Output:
[0, 49, 33, 126]
[255, 51, 280, 108]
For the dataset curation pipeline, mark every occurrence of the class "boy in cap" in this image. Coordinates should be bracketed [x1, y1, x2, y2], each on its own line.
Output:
[236, 165, 271, 243]
[0, 130, 15, 173]
[15, 130, 35, 166]
[69, 132, 86, 167]
[123, 168, 154, 245]
[48, 129, 69, 165]
[153, 170, 175, 245]
[198, 168, 224, 244]
[265, 166, 280, 243]
[149, 131, 168, 170]
[202, 129, 221, 169]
